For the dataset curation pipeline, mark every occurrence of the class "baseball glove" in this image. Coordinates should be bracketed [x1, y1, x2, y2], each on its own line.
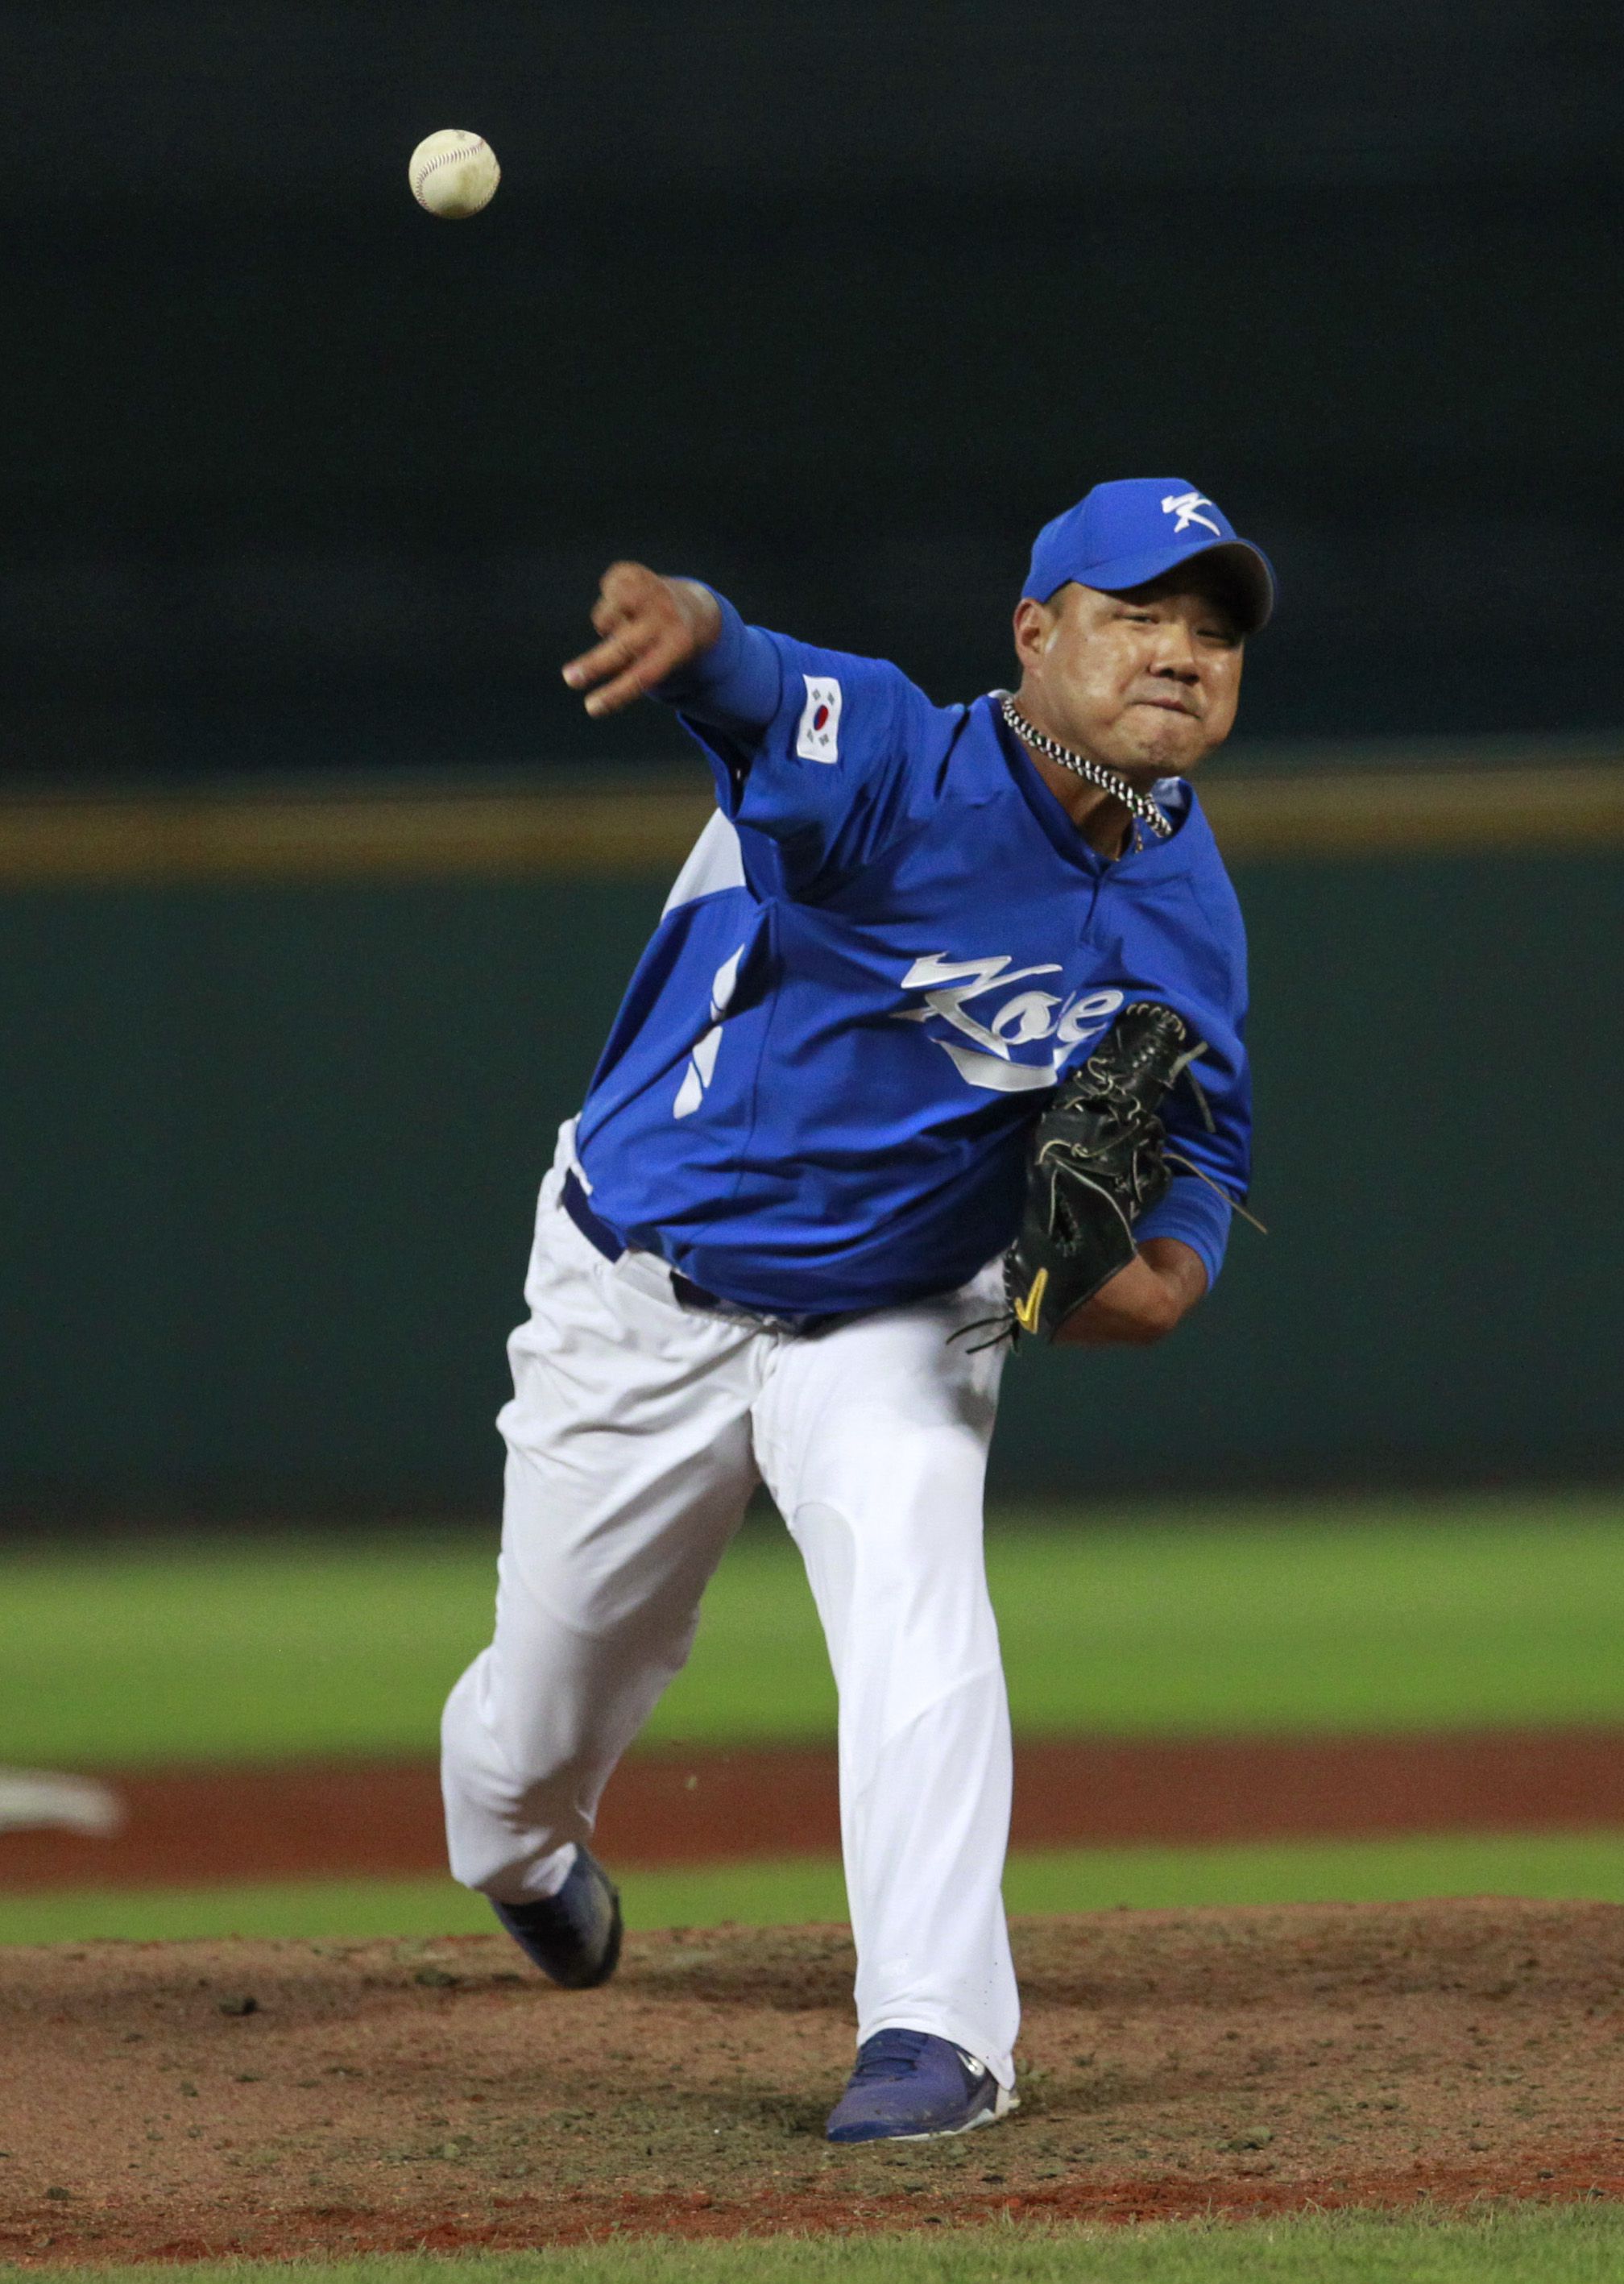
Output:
[972, 1001, 1211, 1348]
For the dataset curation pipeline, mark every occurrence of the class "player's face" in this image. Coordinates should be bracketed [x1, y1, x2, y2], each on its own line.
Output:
[1013, 574, 1245, 777]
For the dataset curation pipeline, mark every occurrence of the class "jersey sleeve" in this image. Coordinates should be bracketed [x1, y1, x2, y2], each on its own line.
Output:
[1134, 939, 1253, 1291]
[1135, 1173, 1237, 1295]
[656, 590, 938, 897]
[652, 588, 783, 736]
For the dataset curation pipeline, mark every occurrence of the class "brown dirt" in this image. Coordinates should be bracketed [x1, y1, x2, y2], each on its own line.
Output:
[2, 1900, 1624, 2261]
[8, 1727, 1624, 1892]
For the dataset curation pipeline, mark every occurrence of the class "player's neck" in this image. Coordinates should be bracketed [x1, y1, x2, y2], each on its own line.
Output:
[1006, 694, 1158, 857]
[1027, 753, 1134, 856]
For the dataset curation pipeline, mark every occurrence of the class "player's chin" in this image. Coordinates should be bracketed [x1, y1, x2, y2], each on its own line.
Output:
[1121, 710, 1205, 774]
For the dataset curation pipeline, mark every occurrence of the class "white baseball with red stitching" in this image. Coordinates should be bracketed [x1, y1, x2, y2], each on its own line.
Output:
[409, 130, 500, 220]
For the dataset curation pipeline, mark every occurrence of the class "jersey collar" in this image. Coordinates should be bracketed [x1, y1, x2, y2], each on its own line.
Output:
[984, 694, 1200, 881]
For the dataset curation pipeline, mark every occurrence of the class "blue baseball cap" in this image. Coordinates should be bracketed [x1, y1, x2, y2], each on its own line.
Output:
[1025, 478, 1275, 632]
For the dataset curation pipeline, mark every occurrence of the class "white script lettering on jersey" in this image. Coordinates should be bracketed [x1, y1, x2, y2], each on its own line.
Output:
[673, 944, 747, 1118]
[893, 953, 1125, 1094]
[795, 675, 843, 762]
[1161, 490, 1221, 538]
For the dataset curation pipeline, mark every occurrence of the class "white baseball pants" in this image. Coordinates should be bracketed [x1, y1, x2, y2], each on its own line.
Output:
[441, 1129, 1017, 2086]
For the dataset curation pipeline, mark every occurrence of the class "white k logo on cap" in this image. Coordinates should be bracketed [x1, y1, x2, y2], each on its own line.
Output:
[1161, 491, 1222, 537]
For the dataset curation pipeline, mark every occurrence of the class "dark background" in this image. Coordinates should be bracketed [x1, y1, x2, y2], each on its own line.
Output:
[2, 2, 1622, 781]
[2, 4, 1621, 1520]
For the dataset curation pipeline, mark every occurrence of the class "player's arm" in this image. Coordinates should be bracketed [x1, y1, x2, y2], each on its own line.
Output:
[1063, 860, 1255, 1351]
[562, 563, 779, 732]
[563, 561, 932, 897]
[1059, 996, 1250, 1345]
[1052, 1238, 1208, 1347]
[1056, 1047, 1252, 1346]
[1058, 1074, 1244, 1345]
[1000, 992, 1251, 1352]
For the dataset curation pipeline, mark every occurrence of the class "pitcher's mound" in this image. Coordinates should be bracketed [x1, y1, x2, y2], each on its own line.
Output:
[4, 1898, 1623, 2262]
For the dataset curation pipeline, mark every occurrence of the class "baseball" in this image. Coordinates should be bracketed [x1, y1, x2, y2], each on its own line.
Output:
[409, 130, 500, 220]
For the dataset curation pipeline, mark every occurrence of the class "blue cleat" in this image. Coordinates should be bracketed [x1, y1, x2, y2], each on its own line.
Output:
[491, 1846, 623, 1991]
[825, 2029, 1017, 2144]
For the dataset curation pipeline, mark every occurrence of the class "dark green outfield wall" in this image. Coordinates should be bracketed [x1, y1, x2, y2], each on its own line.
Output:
[1013, 854, 1622, 1498]
[3, 854, 1618, 1519]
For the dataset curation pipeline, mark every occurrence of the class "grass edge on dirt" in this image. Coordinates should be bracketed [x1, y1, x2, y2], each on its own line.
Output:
[9, 2207, 1624, 2283]
[10, 1827, 1624, 1944]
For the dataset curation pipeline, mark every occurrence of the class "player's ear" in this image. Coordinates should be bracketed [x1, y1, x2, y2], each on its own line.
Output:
[1012, 595, 1052, 672]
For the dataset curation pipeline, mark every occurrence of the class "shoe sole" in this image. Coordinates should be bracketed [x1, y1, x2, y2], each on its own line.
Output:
[829, 2087, 1019, 2145]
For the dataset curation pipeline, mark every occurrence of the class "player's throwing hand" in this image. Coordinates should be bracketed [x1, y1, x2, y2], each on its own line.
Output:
[562, 563, 722, 717]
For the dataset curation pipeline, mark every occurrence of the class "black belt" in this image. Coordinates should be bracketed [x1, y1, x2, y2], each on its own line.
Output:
[561, 1170, 847, 1336]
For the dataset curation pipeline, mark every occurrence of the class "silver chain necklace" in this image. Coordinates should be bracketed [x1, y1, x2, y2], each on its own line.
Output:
[998, 695, 1173, 841]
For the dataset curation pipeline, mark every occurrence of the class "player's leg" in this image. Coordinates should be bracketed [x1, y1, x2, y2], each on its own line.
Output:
[441, 1156, 764, 1922]
[752, 1262, 1017, 2103]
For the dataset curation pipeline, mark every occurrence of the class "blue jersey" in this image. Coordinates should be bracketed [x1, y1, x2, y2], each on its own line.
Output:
[573, 603, 1253, 1317]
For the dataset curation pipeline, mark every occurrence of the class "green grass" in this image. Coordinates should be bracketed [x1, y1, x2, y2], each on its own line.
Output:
[2, 1496, 1623, 1768]
[10, 1826, 1624, 1946]
[11, 2211, 1624, 2282]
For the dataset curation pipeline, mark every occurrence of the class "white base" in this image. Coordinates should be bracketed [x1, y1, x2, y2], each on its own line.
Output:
[0, 1767, 122, 1836]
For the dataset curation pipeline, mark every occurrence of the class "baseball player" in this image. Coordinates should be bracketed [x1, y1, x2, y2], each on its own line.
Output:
[441, 479, 1271, 2142]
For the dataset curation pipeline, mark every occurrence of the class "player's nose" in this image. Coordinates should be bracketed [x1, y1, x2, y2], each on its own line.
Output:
[1150, 619, 1200, 671]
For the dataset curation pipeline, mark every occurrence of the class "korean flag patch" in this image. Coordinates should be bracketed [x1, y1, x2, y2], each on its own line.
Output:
[795, 674, 843, 763]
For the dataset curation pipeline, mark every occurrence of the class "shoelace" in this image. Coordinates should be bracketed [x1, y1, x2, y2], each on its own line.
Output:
[849, 2030, 936, 2082]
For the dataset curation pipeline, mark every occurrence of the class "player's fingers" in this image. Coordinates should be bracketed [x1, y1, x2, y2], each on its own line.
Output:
[590, 578, 663, 637]
[580, 663, 650, 717]
[576, 617, 628, 666]
[589, 593, 631, 638]
[598, 559, 655, 604]
[568, 591, 686, 690]
[563, 620, 660, 692]
[589, 562, 662, 635]
[581, 633, 688, 717]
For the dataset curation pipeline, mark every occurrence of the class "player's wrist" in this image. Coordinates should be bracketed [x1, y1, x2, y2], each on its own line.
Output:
[669, 580, 724, 656]
[1058, 1254, 1178, 1346]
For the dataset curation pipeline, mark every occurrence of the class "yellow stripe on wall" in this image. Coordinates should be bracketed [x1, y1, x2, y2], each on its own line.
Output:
[0, 784, 715, 888]
[1206, 767, 1624, 860]
[0, 767, 1618, 888]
